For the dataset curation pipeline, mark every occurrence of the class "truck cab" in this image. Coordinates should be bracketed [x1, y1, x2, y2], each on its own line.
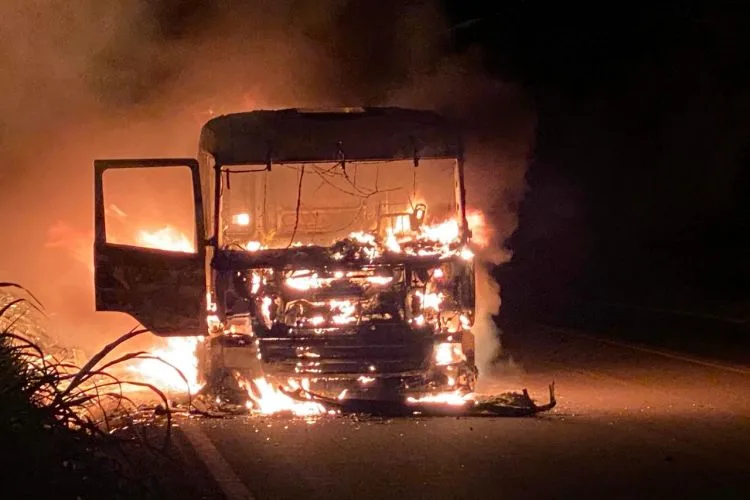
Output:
[94, 107, 478, 399]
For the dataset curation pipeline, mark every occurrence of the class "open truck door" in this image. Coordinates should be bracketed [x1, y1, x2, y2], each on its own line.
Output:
[94, 158, 206, 336]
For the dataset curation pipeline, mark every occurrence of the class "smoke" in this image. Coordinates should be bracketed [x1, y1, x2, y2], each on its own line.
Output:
[0, 1, 534, 358]
[388, 53, 535, 383]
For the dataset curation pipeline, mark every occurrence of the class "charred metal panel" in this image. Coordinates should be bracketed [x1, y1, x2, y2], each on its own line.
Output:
[452, 259, 476, 323]
[255, 315, 435, 380]
[95, 243, 205, 335]
[200, 108, 462, 165]
[93, 158, 206, 336]
[212, 247, 468, 271]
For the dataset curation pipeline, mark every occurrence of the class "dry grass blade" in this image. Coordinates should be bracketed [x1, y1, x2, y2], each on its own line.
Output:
[0, 282, 45, 309]
[0, 283, 221, 498]
[100, 351, 195, 400]
[0, 331, 46, 360]
[56, 328, 149, 402]
[2, 298, 179, 448]
[0, 298, 28, 318]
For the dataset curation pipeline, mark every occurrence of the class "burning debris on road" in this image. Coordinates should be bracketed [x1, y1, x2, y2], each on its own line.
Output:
[187, 375, 556, 419]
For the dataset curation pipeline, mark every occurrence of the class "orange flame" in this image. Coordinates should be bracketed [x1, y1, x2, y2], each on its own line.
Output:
[330, 299, 357, 325]
[127, 337, 204, 394]
[406, 390, 474, 406]
[137, 226, 194, 253]
[466, 209, 491, 248]
[120, 224, 201, 392]
[420, 219, 460, 244]
[236, 376, 327, 417]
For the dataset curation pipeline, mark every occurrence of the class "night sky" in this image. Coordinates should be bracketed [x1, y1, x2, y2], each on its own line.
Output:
[445, 1, 750, 320]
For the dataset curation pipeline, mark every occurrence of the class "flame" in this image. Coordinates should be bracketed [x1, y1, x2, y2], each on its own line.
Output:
[349, 231, 376, 245]
[286, 270, 323, 291]
[236, 376, 327, 416]
[378, 207, 486, 260]
[384, 229, 402, 252]
[393, 214, 411, 233]
[459, 314, 471, 329]
[128, 337, 203, 394]
[419, 219, 460, 245]
[207, 314, 222, 331]
[406, 390, 474, 406]
[434, 342, 466, 366]
[261, 296, 273, 324]
[466, 209, 490, 248]
[137, 226, 194, 253]
[366, 275, 393, 285]
[416, 291, 443, 311]
[459, 247, 474, 261]
[330, 299, 357, 325]
[245, 240, 264, 251]
[308, 315, 326, 326]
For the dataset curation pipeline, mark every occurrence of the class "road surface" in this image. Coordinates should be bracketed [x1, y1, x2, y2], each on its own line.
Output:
[179, 325, 750, 499]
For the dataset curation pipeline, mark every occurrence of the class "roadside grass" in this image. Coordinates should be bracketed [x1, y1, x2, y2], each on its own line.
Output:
[0, 283, 215, 499]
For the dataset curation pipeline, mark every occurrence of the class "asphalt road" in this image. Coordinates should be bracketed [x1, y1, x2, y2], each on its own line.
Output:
[180, 325, 750, 500]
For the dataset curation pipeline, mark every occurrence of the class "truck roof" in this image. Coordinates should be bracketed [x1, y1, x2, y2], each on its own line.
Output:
[199, 107, 462, 165]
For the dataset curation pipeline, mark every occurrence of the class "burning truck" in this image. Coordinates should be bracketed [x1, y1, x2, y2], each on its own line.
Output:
[93, 107, 484, 407]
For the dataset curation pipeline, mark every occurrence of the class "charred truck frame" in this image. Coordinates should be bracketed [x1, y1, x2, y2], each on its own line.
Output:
[94, 107, 479, 400]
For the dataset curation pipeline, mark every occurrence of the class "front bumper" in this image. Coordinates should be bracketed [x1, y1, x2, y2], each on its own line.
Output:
[202, 329, 476, 400]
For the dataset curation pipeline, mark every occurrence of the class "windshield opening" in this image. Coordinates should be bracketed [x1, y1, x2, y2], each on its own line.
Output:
[218, 159, 461, 251]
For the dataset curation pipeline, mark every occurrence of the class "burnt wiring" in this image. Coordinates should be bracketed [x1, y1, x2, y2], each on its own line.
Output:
[308, 162, 374, 197]
[340, 161, 364, 194]
[304, 204, 367, 236]
[281, 161, 402, 200]
[224, 242, 248, 251]
[338, 161, 373, 197]
[311, 168, 362, 198]
[287, 165, 306, 247]
[311, 165, 401, 200]
[413, 167, 417, 201]
[312, 164, 371, 196]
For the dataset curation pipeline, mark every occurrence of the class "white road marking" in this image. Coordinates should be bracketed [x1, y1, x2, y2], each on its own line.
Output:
[180, 422, 255, 500]
[548, 326, 750, 376]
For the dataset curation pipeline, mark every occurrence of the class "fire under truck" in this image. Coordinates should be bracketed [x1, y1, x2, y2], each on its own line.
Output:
[93, 107, 479, 400]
